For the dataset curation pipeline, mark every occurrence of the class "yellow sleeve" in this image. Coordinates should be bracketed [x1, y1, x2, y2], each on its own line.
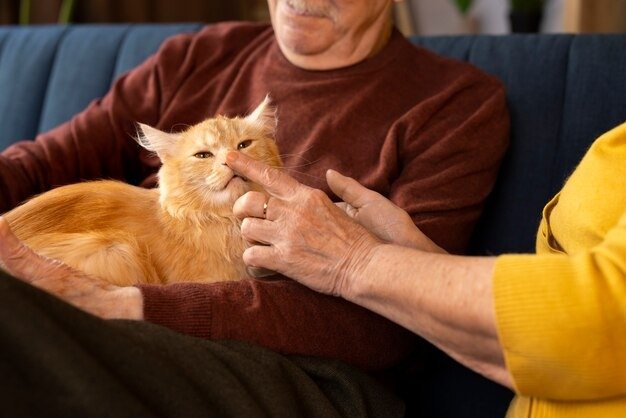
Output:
[494, 211, 626, 401]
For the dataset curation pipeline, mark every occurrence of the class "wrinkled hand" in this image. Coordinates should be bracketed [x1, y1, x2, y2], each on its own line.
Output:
[326, 170, 446, 254]
[228, 152, 380, 297]
[0, 217, 143, 319]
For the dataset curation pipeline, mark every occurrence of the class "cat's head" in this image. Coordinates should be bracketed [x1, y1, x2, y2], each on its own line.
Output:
[136, 96, 282, 221]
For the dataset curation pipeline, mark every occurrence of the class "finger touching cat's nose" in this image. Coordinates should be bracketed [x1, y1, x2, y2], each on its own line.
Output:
[226, 151, 301, 198]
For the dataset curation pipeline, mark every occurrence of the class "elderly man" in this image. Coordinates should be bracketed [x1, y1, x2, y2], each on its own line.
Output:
[0, 0, 508, 415]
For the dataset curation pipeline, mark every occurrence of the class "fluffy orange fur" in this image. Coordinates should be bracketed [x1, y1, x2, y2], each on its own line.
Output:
[4, 97, 282, 286]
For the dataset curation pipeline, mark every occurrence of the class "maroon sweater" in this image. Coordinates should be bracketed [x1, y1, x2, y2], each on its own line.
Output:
[0, 23, 509, 371]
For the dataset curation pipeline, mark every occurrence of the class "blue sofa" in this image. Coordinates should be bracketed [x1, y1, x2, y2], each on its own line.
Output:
[1, 24, 625, 417]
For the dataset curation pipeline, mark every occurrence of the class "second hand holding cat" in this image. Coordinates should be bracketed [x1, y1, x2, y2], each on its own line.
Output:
[0, 217, 144, 320]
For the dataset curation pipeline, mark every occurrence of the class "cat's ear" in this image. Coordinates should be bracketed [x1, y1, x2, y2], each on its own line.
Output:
[136, 123, 178, 159]
[244, 95, 277, 138]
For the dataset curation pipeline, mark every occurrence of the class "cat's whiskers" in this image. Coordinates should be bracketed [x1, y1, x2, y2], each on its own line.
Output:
[276, 145, 316, 164]
[202, 166, 228, 187]
[277, 152, 316, 162]
[257, 155, 327, 186]
[282, 164, 324, 178]
[276, 147, 325, 174]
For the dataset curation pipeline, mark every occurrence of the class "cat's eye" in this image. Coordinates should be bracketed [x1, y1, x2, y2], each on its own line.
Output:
[194, 151, 214, 159]
[237, 140, 253, 150]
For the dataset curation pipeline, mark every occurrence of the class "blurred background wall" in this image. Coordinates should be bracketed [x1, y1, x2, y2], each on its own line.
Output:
[401, 0, 626, 34]
[0, 0, 269, 25]
[1, 0, 625, 34]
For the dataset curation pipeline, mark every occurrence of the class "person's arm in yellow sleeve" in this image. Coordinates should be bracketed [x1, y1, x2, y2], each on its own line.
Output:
[493, 211, 626, 401]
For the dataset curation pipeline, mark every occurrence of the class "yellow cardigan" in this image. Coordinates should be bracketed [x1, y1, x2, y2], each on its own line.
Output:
[493, 121, 626, 417]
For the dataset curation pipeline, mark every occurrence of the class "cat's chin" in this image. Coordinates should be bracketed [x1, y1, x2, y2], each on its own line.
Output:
[210, 176, 251, 206]
[226, 175, 247, 188]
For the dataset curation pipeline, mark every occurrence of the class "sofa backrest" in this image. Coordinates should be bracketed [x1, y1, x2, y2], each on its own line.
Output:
[0, 24, 201, 148]
[1, 25, 625, 257]
[412, 35, 626, 255]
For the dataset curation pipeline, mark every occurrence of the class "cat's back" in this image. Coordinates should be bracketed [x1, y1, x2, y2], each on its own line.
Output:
[5, 180, 160, 237]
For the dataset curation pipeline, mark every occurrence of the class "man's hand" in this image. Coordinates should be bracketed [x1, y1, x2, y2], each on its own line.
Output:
[0, 217, 144, 320]
[326, 169, 446, 253]
[228, 152, 381, 297]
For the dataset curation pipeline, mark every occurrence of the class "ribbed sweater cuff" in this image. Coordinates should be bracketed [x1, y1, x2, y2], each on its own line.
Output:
[493, 253, 573, 396]
[136, 283, 213, 340]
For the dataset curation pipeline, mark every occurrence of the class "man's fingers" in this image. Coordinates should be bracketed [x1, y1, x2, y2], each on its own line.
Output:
[326, 169, 378, 208]
[241, 218, 274, 245]
[0, 217, 11, 271]
[0, 217, 52, 281]
[226, 151, 301, 198]
[246, 266, 277, 278]
[233, 191, 268, 220]
[334, 202, 358, 219]
[0, 216, 22, 257]
[243, 245, 278, 273]
[0, 216, 34, 277]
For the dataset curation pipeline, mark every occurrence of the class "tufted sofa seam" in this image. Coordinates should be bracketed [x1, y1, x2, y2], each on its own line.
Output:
[546, 36, 574, 198]
[35, 26, 72, 136]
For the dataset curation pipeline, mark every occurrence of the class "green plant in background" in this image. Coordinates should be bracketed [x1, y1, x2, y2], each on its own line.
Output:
[510, 0, 544, 13]
[19, 0, 77, 24]
[58, 0, 77, 23]
[452, 0, 473, 15]
[19, 0, 30, 24]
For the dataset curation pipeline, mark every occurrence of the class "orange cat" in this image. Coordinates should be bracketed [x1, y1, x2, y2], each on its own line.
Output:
[4, 97, 282, 286]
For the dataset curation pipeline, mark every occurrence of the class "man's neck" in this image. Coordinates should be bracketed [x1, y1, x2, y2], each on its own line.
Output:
[279, 18, 394, 71]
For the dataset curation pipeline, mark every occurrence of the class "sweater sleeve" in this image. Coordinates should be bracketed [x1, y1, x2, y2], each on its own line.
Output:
[0, 30, 198, 213]
[138, 278, 415, 372]
[493, 211, 626, 401]
[391, 73, 509, 254]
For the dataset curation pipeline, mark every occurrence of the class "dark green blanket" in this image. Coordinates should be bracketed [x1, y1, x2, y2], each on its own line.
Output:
[0, 271, 403, 417]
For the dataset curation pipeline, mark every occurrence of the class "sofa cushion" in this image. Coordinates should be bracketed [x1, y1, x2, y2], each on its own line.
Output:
[0, 26, 66, 148]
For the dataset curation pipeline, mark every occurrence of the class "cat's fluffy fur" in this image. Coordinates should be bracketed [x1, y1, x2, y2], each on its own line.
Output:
[4, 97, 282, 286]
